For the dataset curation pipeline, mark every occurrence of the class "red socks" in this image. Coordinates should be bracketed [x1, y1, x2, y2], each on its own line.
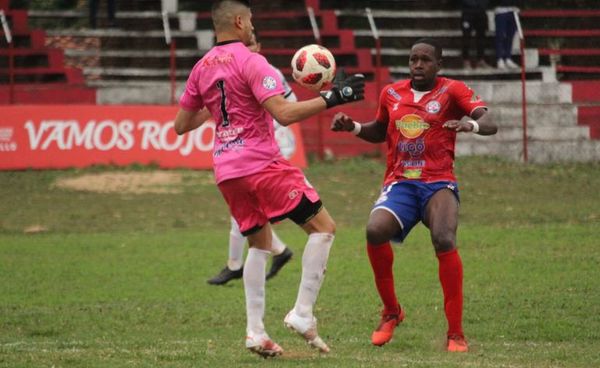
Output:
[437, 249, 464, 337]
[367, 242, 400, 315]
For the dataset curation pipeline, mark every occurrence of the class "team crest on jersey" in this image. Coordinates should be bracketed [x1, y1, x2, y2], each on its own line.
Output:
[395, 114, 430, 139]
[426, 100, 441, 114]
[262, 76, 277, 90]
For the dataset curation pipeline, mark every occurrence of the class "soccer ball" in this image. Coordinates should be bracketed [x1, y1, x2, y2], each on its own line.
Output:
[291, 44, 336, 91]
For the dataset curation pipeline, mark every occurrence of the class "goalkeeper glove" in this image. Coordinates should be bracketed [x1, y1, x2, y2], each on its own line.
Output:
[320, 69, 365, 108]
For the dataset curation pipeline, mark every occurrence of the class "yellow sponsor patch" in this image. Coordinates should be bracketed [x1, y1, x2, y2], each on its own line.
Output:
[395, 114, 430, 139]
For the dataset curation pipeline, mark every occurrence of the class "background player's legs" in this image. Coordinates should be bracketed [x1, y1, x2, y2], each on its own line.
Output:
[208, 217, 293, 284]
[266, 230, 293, 280]
[228, 218, 245, 270]
[206, 218, 245, 285]
[423, 189, 467, 352]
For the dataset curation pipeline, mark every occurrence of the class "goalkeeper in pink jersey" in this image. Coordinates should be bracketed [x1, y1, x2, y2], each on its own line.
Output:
[173, 0, 365, 358]
[332, 38, 497, 353]
[204, 31, 295, 286]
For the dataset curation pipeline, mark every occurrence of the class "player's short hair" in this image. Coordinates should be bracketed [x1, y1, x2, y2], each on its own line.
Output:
[211, 0, 251, 31]
[412, 37, 443, 60]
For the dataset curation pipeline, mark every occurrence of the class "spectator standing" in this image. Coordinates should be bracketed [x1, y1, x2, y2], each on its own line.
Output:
[493, 0, 521, 69]
[460, 0, 492, 69]
[89, 0, 116, 29]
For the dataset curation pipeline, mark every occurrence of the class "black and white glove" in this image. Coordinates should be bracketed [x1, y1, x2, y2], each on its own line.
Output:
[320, 69, 365, 108]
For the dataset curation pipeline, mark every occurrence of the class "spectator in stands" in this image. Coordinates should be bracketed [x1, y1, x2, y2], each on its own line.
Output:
[460, 0, 492, 69]
[493, 0, 521, 69]
[89, 0, 116, 29]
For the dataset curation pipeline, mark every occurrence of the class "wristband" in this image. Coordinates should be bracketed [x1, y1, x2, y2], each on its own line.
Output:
[467, 119, 480, 133]
[351, 121, 362, 135]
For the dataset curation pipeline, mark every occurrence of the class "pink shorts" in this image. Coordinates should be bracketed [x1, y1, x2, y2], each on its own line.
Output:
[218, 159, 320, 235]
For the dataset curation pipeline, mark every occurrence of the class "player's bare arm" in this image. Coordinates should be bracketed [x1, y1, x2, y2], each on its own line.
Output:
[331, 112, 388, 143]
[263, 70, 366, 126]
[262, 94, 327, 126]
[442, 107, 497, 135]
[174, 108, 212, 135]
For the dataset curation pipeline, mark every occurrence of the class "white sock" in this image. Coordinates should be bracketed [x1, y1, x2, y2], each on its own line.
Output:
[227, 218, 245, 271]
[270, 230, 287, 255]
[244, 247, 269, 336]
[293, 233, 335, 318]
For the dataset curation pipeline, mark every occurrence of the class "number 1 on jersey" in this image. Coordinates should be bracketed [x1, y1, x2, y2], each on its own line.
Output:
[216, 80, 230, 128]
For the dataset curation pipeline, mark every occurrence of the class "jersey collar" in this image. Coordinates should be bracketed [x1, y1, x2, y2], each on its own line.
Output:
[215, 40, 243, 46]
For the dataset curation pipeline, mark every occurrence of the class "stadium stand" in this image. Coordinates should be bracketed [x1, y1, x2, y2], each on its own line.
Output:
[0, 0, 95, 104]
[3, 0, 600, 161]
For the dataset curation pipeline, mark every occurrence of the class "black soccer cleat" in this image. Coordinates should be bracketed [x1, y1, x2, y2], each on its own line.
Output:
[266, 248, 293, 280]
[207, 266, 243, 285]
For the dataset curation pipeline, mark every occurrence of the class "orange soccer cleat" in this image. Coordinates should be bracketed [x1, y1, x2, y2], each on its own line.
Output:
[371, 305, 405, 346]
[447, 334, 469, 352]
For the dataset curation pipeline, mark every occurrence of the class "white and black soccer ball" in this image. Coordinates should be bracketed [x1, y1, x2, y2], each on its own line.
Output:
[291, 44, 336, 91]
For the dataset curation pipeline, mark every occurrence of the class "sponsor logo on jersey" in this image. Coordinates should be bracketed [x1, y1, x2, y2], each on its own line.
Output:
[387, 88, 402, 101]
[425, 100, 441, 114]
[401, 159, 426, 167]
[403, 168, 422, 179]
[262, 76, 277, 90]
[395, 114, 430, 139]
[202, 53, 234, 67]
[398, 138, 425, 158]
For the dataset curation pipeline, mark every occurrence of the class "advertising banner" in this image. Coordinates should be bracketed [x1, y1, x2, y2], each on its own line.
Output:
[0, 105, 307, 170]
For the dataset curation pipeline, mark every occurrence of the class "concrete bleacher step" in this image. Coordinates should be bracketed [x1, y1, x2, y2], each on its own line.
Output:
[456, 139, 600, 163]
[320, 0, 455, 10]
[337, 9, 461, 30]
[389, 66, 546, 82]
[467, 81, 572, 104]
[460, 125, 590, 142]
[489, 104, 578, 127]
[83, 67, 189, 80]
[257, 29, 355, 50]
[28, 10, 182, 31]
[46, 29, 200, 50]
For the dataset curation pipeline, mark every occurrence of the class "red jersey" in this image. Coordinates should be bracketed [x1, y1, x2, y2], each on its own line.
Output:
[375, 77, 487, 185]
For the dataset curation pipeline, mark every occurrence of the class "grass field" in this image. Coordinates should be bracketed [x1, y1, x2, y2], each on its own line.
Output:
[1, 157, 599, 367]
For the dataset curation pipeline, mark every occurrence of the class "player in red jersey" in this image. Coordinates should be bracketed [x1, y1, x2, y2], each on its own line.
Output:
[331, 38, 497, 352]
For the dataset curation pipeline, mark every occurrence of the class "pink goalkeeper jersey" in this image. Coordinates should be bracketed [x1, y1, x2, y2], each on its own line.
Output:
[179, 40, 285, 183]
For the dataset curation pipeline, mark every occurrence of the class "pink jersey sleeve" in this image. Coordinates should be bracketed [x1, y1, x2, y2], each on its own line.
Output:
[449, 80, 487, 116]
[243, 53, 285, 104]
[179, 64, 205, 111]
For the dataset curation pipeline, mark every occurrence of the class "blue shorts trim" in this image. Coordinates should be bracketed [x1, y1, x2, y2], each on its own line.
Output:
[371, 180, 459, 243]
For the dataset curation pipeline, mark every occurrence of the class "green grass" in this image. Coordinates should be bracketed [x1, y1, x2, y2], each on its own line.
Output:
[1, 157, 599, 367]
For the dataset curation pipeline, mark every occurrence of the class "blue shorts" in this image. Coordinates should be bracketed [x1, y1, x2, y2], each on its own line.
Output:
[371, 181, 460, 243]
